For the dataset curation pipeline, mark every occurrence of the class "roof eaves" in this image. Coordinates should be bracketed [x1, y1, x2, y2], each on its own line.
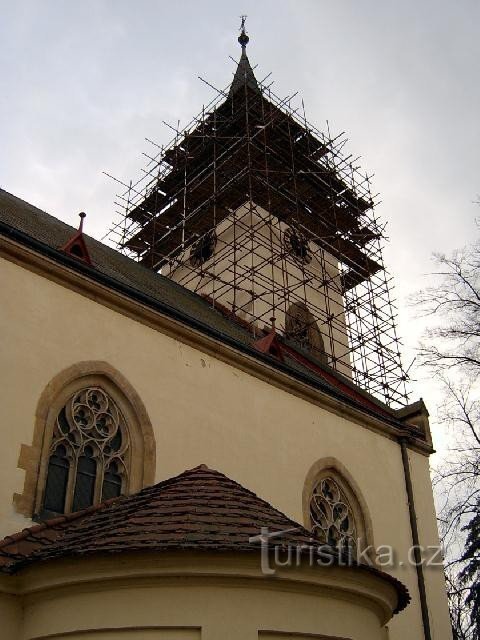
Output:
[0, 196, 414, 436]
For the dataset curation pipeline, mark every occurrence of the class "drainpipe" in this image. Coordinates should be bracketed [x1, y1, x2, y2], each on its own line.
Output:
[399, 435, 432, 640]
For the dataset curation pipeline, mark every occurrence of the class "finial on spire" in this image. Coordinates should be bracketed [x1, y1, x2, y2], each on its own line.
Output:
[229, 16, 259, 97]
[78, 211, 86, 232]
[238, 15, 249, 49]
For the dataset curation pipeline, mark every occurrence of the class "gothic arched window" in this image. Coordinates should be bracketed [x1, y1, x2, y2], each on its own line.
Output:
[310, 476, 358, 557]
[15, 363, 155, 521]
[41, 387, 129, 518]
[285, 302, 326, 359]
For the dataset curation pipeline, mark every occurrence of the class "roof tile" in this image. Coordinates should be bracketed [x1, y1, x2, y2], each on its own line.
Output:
[0, 465, 409, 614]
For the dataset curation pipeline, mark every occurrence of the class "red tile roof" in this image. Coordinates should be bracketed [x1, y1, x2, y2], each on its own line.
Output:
[0, 465, 409, 613]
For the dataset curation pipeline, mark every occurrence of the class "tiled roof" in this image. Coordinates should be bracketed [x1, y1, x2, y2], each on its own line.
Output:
[0, 465, 409, 613]
[0, 466, 314, 571]
[0, 189, 253, 348]
[0, 188, 419, 434]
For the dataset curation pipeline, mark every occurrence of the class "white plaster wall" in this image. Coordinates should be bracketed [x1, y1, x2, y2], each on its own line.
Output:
[0, 255, 451, 640]
[165, 203, 351, 376]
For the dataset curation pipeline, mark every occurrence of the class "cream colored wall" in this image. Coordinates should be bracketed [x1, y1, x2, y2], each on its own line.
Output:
[0, 592, 21, 639]
[3, 553, 398, 640]
[165, 203, 351, 376]
[0, 254, 450, 639]
[49, 632, 200, 640]
[408, 449, 452, 637]
[21, 585, 377, 640]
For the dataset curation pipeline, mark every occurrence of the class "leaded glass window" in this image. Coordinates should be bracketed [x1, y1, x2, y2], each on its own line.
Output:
[41, 387, 129, 517]
[310, 477, 357, 556]
[43, 444, 69, 513]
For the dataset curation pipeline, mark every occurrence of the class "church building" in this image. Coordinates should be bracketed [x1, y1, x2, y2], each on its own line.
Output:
[0, 24, 451, 640]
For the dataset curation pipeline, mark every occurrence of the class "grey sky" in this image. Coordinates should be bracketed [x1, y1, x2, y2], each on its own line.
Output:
[1, 1, 479, 456]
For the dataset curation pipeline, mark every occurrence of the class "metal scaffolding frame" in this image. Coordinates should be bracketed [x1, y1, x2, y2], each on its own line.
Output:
[105, 44, 409, 407]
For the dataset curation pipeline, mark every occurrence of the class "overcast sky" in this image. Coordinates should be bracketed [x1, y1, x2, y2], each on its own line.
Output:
[1, 1, 479, 459]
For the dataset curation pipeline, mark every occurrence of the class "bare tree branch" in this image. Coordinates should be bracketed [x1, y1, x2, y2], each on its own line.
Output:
[414, 230, 480, 638]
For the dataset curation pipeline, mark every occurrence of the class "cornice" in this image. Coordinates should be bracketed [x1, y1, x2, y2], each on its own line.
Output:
[0, 233, 433, 456]
[8, 551, 402, 624]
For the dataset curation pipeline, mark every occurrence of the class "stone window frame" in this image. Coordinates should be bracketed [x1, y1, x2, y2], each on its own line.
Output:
[302, 457, 374, 561]
[15, 361, 156, 519]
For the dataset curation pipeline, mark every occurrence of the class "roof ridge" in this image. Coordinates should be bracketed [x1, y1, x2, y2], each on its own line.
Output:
[150, 465, 312, 535]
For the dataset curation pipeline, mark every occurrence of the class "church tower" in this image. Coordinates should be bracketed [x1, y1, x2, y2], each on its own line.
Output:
[117, 21, 408, 406]
[0, 19, 453, 640]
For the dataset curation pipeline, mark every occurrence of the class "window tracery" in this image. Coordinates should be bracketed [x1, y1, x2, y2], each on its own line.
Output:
[310, 476, 357, 556]
[42, 387, 129, 517]
[285, 301, 326, 358]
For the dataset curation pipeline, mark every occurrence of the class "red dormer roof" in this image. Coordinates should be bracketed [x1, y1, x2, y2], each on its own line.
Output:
[60, 211, 92, 265]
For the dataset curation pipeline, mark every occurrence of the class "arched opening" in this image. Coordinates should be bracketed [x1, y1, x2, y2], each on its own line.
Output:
[303, 457, 374, 562]
[285, 301, 326, 360]
[39, 386, 130, 518]
[189, 230, 217, 267]
[14, 361, 155, 520]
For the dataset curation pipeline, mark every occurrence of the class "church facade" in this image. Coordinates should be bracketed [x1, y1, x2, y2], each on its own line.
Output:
[0, 27, 451, 640]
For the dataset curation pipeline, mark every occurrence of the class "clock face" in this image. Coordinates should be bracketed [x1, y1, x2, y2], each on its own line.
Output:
[189, 230, 217, 268]
[284, 227, 312, 266]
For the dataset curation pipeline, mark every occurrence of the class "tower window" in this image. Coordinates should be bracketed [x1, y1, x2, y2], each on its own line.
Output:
[285, 301, 326, 357]
[310, 476, 357, 557]
[284, 227, 312, 265]
[41, 387, 129, 518]
[190, 230, 217, 267]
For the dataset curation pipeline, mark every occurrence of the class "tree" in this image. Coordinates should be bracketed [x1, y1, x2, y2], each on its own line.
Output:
[460, 495, 480, 639]
[416, 242, 480, 374]
[415, 237, 480, 639]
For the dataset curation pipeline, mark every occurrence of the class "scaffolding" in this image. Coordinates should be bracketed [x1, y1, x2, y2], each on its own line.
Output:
[105, 43, 409, 408]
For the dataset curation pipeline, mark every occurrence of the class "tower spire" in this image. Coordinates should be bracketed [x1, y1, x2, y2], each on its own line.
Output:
[229, 16, 259, 97]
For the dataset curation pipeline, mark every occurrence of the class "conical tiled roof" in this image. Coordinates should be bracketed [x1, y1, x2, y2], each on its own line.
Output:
[0, 465, 314, 571]
[0, 465, 409, 613]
